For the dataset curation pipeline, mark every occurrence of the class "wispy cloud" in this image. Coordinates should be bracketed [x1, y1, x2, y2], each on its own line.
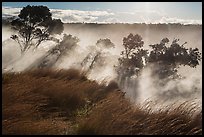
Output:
[158, 16, 202, 25]
[2, 6, 20, 18]
[2, 6, 202, 24]
[50, 9, 114, 23]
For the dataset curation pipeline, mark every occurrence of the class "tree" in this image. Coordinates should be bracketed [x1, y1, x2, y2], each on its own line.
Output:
[96, 38, 115, 49]
[81, 38, 115, 74]
[25, 34, 80, 70]
[10, 5, 64, 54]
[116, 33, 202, 97]
[115, 33, 148, 93]
[117, 34, 202, 80]
[116, 33, 148, 78]
[146, 38, 202, 100]
[148, 38, 202, 79]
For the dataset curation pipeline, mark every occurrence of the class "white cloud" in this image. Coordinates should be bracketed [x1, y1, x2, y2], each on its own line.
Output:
[2, 6, 21, 18]
[116, 10, 202, 25]
[50, 9, 112, 23]
[157, 16, 202, 25]
[2, 6, 202, 25]
[102, 17, 121, 24]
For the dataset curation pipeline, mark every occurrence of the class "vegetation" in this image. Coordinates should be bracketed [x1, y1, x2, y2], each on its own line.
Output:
[148, 38, 202, 79]
[117, 34, 201, 80]
[2, 69, 202, 135]
[10, 5, 64, 54]
[26, 34, 80, 70]
[116, 33, 201, 93]
[116, 34, 148, 80]
[3, 5, 202, 135]
[81, 38, 115, 74]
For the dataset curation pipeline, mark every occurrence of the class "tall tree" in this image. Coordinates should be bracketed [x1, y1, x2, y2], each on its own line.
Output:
[10, 5, 64, 54]
[117, 33, 148, 78]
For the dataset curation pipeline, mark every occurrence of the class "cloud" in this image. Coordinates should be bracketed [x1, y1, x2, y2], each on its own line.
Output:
[2, 6, 21, 18]
[50, 9, 110, 23]
[157, 16, 202, 25]
[117, 10, 202, 25]
[103, 18, 121, 23]
[2, 6, 202, 25]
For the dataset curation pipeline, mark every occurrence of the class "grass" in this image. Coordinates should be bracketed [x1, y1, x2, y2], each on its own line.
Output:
[76, 94, 202, 135]
[2, 68, 202, 135]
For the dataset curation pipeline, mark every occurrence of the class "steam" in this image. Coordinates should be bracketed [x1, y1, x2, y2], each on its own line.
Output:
[137, 65, 202, 104]
[2, 23, 202, 110]
[117, 63, 202, 113]
[2, 38, 56, 72]
[56, 38, 118, 83]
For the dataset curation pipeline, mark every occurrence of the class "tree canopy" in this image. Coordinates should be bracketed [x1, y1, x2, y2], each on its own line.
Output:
[117, 33, 148, 78]
[116, 33, 202, 80]
[10, 5, 64, 54]
[148, 38, 202, 79]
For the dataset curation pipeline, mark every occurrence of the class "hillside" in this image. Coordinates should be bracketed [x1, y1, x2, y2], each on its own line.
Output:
[2, 68, 202, 135]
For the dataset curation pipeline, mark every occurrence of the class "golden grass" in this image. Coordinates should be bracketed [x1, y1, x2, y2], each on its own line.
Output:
[2, 68, 111, 135]
[2, 68, 202, 135]
[76, 93, 202, 135]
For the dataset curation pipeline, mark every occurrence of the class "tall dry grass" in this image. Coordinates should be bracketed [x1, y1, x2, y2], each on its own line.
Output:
[76, 92, 202, 135]
[2, 68, 115, 135]
[2, 68, 202, 135]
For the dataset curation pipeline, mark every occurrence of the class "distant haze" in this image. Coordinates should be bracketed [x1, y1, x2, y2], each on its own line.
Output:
[62, 23, 202, 52]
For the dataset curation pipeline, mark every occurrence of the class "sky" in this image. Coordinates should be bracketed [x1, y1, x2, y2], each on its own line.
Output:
[2, 2, 202, 24]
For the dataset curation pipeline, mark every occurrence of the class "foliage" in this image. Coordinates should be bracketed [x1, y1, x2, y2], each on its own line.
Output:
[96, 38, 115, 49]
[25, 34, 80, 70]
[122, 33, 144, 59]
[10, 5, 64, 54]
[81, 38, 115, 74]
[116, 33, 148, 78]
[117, 33, 202, 80]
[148, 38, 202, 79]
[49, 34, 79, 55]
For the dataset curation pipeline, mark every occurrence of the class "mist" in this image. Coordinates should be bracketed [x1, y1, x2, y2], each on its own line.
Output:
[2, 23, 202, 109]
